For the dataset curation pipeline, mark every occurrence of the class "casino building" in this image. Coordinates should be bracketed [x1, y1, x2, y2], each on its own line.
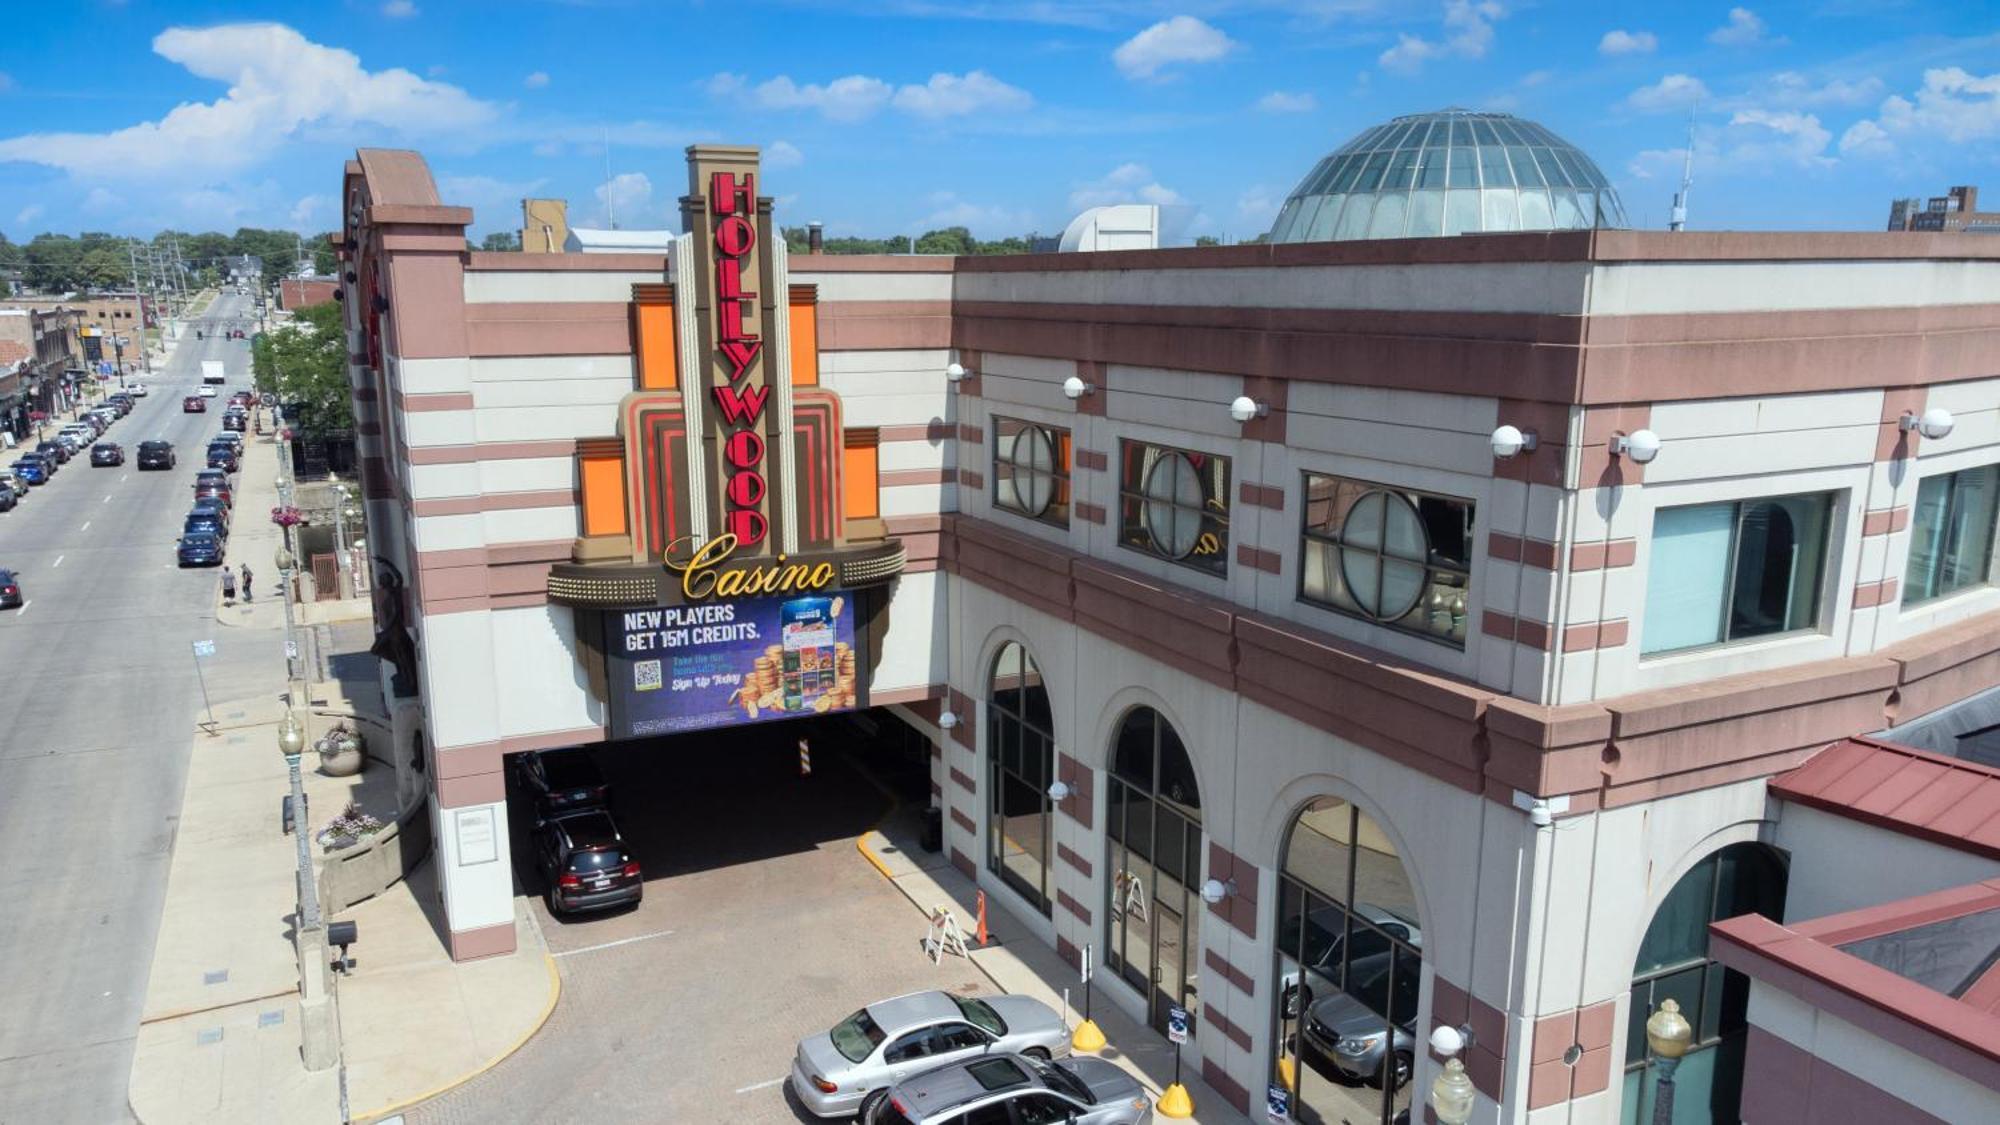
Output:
[335, 111, 2000, 1123]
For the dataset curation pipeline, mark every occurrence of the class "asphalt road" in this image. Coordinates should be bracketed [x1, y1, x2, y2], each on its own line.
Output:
[0, 293, 287, 1125]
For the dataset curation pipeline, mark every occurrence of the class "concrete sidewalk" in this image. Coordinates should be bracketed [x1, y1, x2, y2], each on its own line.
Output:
[130, 427, 557, 1125]
[859, 793, 1254, 1125]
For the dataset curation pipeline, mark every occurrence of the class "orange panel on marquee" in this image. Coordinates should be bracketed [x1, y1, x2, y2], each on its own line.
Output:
[789, 293, 818, 387]
[580, 451, 628, 537]
[635, 301, 677, 390]
[842, 428, 879, 521]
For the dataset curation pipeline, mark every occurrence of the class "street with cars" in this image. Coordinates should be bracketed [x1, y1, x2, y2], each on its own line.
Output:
[0, 293, 286, 1123]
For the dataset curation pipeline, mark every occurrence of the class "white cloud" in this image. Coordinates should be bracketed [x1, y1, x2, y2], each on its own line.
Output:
[890, 71, 1033, 117]
[1069, 162, 1185, 210]
[381, 0, 418, 18]
[1872, 67, 2000, 144]
[524, 71, 550, 89]
[1112, 16, 1238, 80]
[765, 139, 804, 169]
[15, 204, 44, 227]
[1725, 109, 1833, 168]
[1520, 69, 1551, 87]
[81, 187, 122, 213]
[436, 174, 549, 226]
[1597, 29, 1656, 55]
[1748, 72, 1884, 109]
[917, 191, 1038, 235]
[1234, 185, 1281, 230]
[1627, 73, 1709, 113]
[531, 140, 563, 158]
[709, 70, 1032, 122]
[1708, 8, 1771, 47]
[289, 194, 327, 227]
[0, 23, 497, 183]
[593, 171, 654, 227]
[1380, 1, 1506, 77]
[1838, 119, 1893, 157]
[1256, 90, 1316, 113]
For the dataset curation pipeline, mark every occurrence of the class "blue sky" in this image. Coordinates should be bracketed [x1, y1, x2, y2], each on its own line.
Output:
[0, 2, 1995, 244]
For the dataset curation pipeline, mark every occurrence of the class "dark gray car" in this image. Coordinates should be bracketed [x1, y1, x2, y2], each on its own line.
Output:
[865, 1052, 1151, 1125]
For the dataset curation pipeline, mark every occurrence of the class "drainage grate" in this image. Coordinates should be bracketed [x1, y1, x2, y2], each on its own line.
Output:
[196, 1027, 224, 1046]
[258, 1010, 284, 1028]
[202, 969, 229, 985]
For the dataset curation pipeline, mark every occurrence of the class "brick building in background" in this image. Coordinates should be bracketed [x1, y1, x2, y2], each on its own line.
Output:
[1888, 184, 2000, 234]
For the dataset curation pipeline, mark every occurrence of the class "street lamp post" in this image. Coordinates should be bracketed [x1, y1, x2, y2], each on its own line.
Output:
[278, 712, 320, 933]
[1429, 1057, 1477, 1125]
[1645, 998, 1693, 1125]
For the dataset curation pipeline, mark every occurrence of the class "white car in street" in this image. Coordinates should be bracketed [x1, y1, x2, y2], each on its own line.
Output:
[197, 386, 218, 398]
[128, 383, 149, 397]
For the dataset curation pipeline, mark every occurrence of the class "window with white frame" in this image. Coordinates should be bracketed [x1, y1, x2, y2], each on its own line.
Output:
[992, 417, 1070, 530]
[1117, 440, 1230, 576]
[1640, 492, 1835, 656]
[1299, 472, 1474, 647]
[1905, 464, 2000, 605]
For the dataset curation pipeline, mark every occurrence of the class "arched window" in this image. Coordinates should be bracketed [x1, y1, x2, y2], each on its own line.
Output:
[1269, 797, 1423, 1125]
[987, 642, 1055, 915]
[1105, 706, 1202, 1035]
[1623, 843, 1787, 1125]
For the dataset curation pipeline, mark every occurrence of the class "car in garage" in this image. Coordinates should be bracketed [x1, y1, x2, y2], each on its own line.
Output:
[514, 747, 611, 814]
[793, 992, 1072, 1120]
[177, 532, 225, 567]
[861, 1053, 1150, 1125]
[90, 441, 124, 467]
[0, 569, 20, 609]
[531, 807, 642, 918]
[137, 441, 176, 471]
[182, 396, 206, 413]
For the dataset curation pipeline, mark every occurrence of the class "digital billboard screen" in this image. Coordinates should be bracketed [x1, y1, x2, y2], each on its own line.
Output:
[606, 594, 861, 738]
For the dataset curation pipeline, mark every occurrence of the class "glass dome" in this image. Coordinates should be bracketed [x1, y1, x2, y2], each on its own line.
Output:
[1267, 108, 1628, 243]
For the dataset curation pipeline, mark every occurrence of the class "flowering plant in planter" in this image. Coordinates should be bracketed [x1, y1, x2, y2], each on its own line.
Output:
[271, 505, 305, 528]
[316, 803, 384, 851]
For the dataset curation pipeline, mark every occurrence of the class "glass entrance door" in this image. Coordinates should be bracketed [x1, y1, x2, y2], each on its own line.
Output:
[1104, 707, 1204, 1036]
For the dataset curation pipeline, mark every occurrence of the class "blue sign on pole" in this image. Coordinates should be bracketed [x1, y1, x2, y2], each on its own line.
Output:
[1266, 1084, 1291, 1122]
[1166, 1005, 1189, 1045]
[97, 361, 114, 376]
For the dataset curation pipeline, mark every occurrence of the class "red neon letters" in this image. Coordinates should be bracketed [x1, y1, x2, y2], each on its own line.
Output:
[710, 170, 768, 547]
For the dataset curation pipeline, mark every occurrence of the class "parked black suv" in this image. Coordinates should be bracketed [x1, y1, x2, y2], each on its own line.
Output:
[514, 747, 610, 814]
[532, 808, 642, 917]
[136, 441, 176, 470]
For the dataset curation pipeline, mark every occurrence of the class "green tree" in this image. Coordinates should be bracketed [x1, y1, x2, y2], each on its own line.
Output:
[479, 231, 521, 252]
[912, 227, 976, 256]
[312, 233, 339, 276]
[23, 234, 83, 291]
[1194, 235, 1222, 247]
[252, 302, 352, 435]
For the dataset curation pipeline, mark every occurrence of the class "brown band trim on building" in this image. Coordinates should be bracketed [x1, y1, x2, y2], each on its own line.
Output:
[1483, 610, 1554, 652]
[1074, 501, 1107, 525]
[432, 724, 611, 780]
[1238, 481, 1285, 510]
[1203, 948, 1257, 997]
[958, 423, 983, 444]
[1862, 507, 1912, 537]
[872, 684, 946, 706]
[1203, 1004, 1255, 1052]
[949, 807, 976, 835]
[410, 489, 575, 517]
[817, 300, 954, 351]
[878, 420, 956, 444]
[791, 254, 958, 273]
[465, 251, 670, 273]
[1561, 619, 1630, 652]
[464, 300, 634, 357]
[1489, 532, 1561, 570]
[880, 468, 954, 487]
[1235, 544, 1282, 575]
[1056, 841, 1092, 877]
[446, 921, 516, 962]
[1569, 538, 1639, 571]
[957, 469, 983, 490]
[405, 440, 578, 465]
[1854, 579, 1901, 609]
[436, 771, 505, 808]
[1526, 1000, 1618, 1108]
[1200, 1058, 1251, 1115]
[396, 390, 475, 413]
[949, 766, 975, 793]
[1073, 449, 1108, 473]
[1056, 888, 1092, 925]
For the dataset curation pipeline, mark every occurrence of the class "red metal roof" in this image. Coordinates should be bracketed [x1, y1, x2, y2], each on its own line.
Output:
[1772, 736, 2000, 861]
[0, 340, 29, 367]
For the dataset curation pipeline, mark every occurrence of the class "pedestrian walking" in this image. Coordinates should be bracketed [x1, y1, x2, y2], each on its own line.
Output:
[241, 564, 254, 603]
[221, 567, 236, 603]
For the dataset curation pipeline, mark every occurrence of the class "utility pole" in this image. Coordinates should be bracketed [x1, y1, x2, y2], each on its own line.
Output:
[125, 242, 152, 375]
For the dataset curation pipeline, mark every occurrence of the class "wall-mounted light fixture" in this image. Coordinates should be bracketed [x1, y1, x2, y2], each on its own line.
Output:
[1609, 429, 1661, 465]
[1062, 375, 1095, 400]
[1228, 395, 1268, 423]
[945, 362, 968, 384]
[1901, 407, 1955, 441]
[938, 709, 959, 730]
[1047, 780, 1072, 803]
[1199, 877, 1237, 905]
[1490, 424, 1538, 460]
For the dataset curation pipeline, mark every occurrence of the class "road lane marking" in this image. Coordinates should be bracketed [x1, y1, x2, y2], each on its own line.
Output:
[121, 474, 128, 482]
[51, 555, 62, 568]
[103, 495, 112, 503]
[15, 600, 27, 615]
[549, 929, 675, 959]
[734, 1078, 786, 1095]
[80, 521, 90, 532]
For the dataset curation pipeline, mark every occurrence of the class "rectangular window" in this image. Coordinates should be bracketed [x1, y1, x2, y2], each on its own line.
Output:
[991, 417, 1070, 529]
[1905, 464, 1999, 605]
[1116, 439, 1230, 576]
[1640, 493, 1835, 655]
[1299, 473, 1474, 647]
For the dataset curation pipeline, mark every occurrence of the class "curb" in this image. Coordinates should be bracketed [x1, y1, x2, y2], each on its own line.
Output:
[347, 946, 563, 1125]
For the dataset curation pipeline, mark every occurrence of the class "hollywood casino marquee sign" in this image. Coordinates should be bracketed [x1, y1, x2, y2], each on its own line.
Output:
[708, 169, 773, 550]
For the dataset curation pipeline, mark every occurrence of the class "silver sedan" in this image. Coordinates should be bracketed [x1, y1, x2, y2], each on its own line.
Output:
[791, 990, 1070, 1119]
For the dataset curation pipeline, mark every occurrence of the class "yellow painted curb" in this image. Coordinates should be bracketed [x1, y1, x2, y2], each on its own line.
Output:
[349, 948, 562, 1124]
[856, 832, 898, 881]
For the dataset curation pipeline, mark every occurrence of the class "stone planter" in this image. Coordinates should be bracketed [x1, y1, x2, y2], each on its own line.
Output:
[318, 728, 366, 777]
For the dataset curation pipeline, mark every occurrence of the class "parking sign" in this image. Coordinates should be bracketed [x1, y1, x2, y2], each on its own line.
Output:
[191, 639, 216, 658]
[1266, 1084, 1290, 1122]
[1166, 1004, 1189, 1045]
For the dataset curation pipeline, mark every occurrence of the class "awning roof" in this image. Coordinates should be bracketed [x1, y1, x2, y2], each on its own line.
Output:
[1771, 736, 2000, 861]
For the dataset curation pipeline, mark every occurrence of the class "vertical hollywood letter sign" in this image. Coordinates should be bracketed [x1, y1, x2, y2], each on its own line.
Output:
[709, 169, 769, 548]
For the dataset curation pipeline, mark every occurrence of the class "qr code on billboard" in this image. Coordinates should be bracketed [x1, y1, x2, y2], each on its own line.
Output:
[633, 659, 663, 692]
